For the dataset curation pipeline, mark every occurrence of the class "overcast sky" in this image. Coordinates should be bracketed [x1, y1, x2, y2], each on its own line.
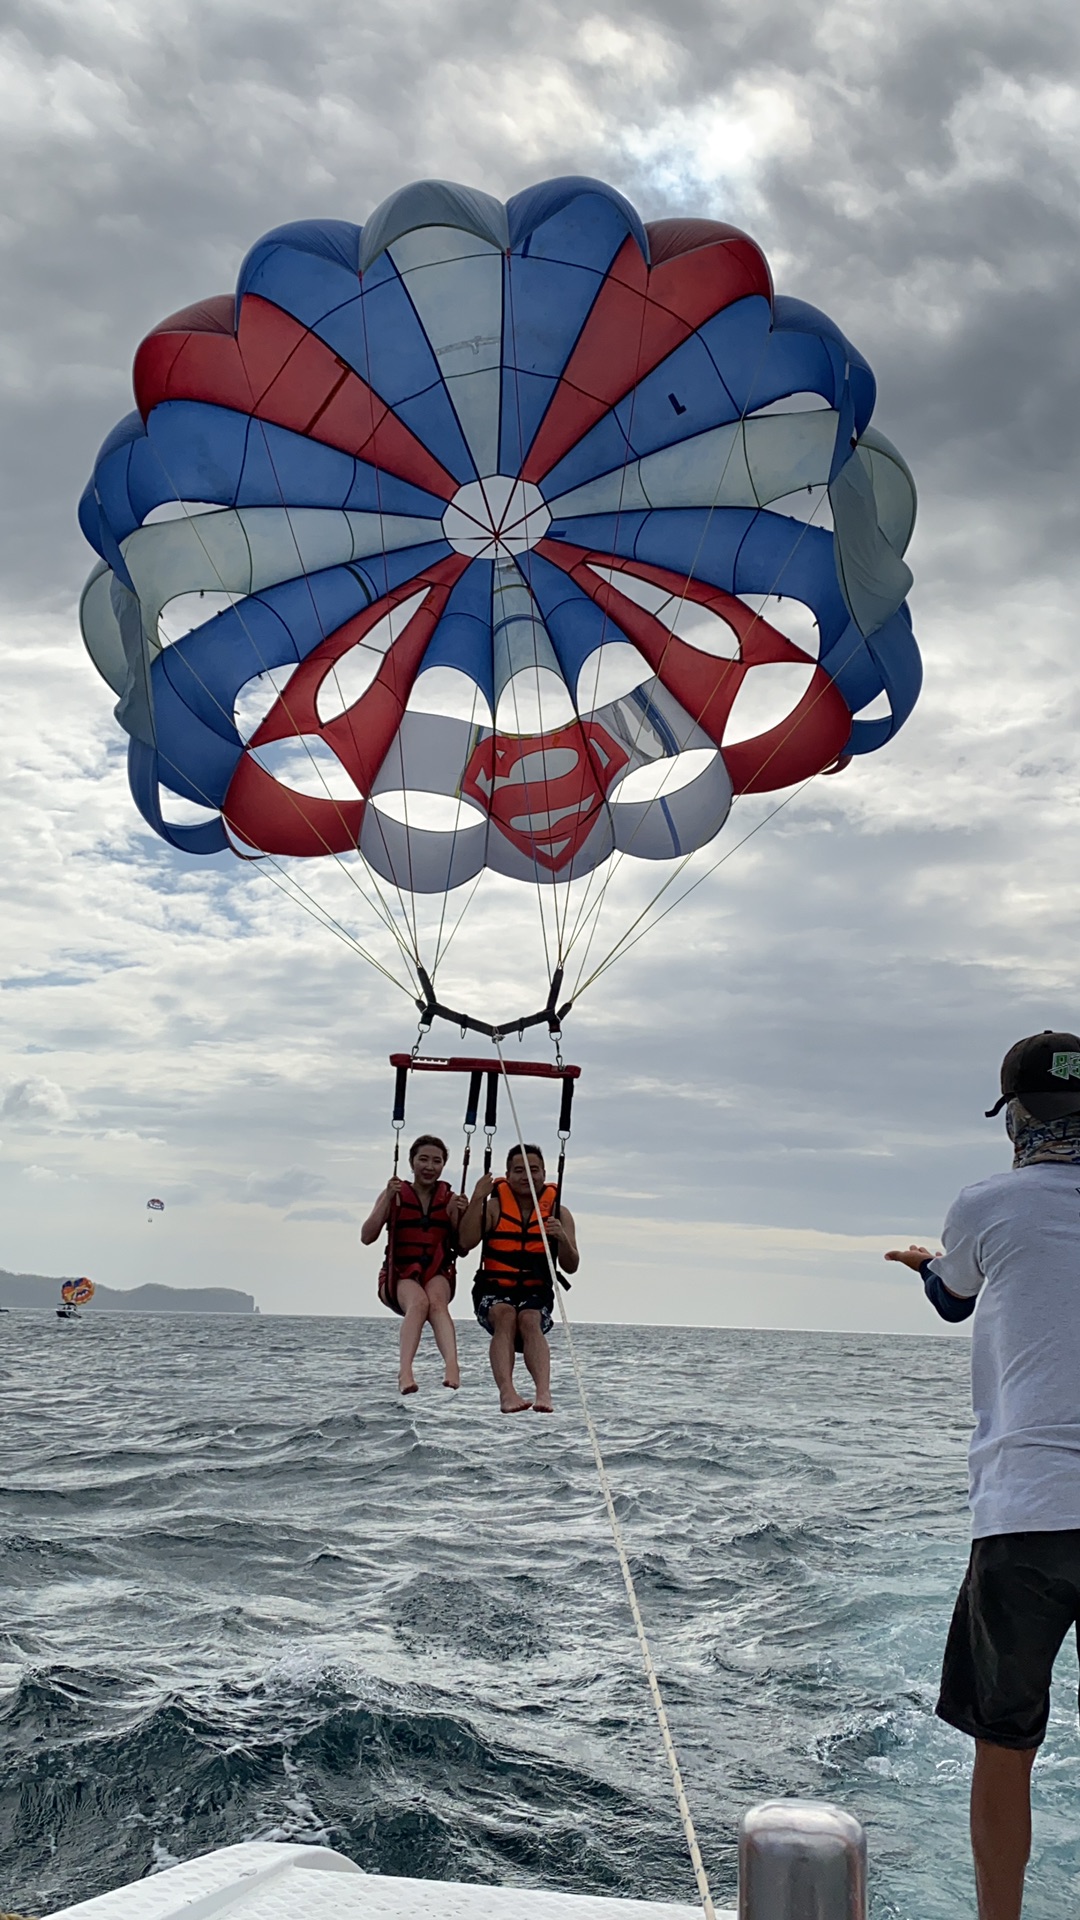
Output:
[1, 0, 1078, 1332]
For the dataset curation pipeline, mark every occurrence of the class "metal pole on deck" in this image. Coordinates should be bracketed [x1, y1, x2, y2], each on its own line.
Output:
[739, 1801, 866, 1920]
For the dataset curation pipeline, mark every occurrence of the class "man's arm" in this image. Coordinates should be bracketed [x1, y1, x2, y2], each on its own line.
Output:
[884, 1242, 976, 1323]
[545, 1204, 579, 1274]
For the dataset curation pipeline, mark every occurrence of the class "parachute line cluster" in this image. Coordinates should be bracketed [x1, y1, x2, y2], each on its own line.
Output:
[79, 176, 921, 1011]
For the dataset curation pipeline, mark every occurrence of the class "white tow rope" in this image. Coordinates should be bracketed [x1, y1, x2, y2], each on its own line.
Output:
[492, 1039, 717, 1920]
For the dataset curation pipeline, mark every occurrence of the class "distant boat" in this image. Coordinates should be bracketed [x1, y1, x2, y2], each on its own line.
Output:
[57, 1277, 95, 1320]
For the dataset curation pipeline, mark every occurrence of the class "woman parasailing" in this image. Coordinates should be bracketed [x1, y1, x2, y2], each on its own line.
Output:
[362, 1134, 465, 1396]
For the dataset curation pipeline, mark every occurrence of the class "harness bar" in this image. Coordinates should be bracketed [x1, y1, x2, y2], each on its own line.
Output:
[389, 1055, 581, 1080]
[413, 964, 573, 1041]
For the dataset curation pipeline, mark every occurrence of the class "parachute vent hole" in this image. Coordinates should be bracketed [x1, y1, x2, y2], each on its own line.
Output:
[611, 749, 719, 805]
[142, 500, 229, 525]
[235, 666, 298, 743]
[406, 668, 493, 728]
[857, 689, 893, 722]
[764, 486, 834, 531]
[158, 591, 243, 648]
[371, 790, 487, 833]
[586, 567, 739, 658]
[495, 667, 577, 737]
[667, 604, 740, 658]
[576, 643, 654, 714]
[158, 794, 223, 828]
[249, 736, 362, 801]
[737, 594, 821, 657]
[316, 590, 430, 725]
[723, 664, 817, 745]
[746, 391, 833, 417]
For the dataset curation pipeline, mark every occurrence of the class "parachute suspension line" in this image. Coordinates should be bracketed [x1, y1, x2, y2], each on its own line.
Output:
[561, 485, 846, 1005]
[143, 453, 412, 961]
[502, 596, 556, 992]
[246, 417, 427, 971]
[553, 306, 840, 994]
[559, 311, 778, 941]
[491, 1037, 716, 1920]
[428, 674, 488, 980]
[148, 724, 416, 995]
[572, 601, 897, 998]
[503, 260, 569, 979]
[503, 242, 658, 984]
[550, 255, 658, 973]
[126, 700, 418, 997]
[230, 361, 425, 961]
[244, 852, 416, 994]
[429, 865, 486, 977]
[574, 775, 817, 998]
[143, 437, 423, 978]
[554, 318, 788, 980]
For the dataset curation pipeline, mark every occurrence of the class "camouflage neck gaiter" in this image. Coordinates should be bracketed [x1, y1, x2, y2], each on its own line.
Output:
[1007, 1098, 1080, 1168]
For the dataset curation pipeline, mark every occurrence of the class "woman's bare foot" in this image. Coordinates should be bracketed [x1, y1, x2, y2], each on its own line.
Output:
[500, 1391, 532, 1413]
[399, 1373, 419, 1395]
[532, 1396, 554, 1413]
[442, 1371, 460, 1390]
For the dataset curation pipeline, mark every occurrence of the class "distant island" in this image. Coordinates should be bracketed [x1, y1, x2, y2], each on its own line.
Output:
[0, 1269, 257, 1314]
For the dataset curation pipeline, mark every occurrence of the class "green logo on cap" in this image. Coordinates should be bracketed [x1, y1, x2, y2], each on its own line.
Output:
[1051, 1051, 1080, 1081]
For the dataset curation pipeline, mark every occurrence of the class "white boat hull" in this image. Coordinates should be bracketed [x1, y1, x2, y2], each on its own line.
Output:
[44, 1842, 733, 1920]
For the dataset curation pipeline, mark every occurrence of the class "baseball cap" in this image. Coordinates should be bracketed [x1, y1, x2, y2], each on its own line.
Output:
[985, 1030, 1080, 1120]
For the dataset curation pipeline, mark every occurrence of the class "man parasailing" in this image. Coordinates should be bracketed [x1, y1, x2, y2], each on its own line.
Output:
[458, 1144, 579, 1414]
[362, 1134, 465, 1395]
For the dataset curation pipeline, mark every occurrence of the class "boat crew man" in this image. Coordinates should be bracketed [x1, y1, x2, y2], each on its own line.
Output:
[886, 1031, 1080, 1920]
[362, 1134, 465, 1396]
[457, 1143, 579, 1414]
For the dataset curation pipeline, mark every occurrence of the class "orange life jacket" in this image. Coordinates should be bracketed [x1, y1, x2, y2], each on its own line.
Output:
[384, 1180, 457, 1287]
[480, 1179, 557, 1289]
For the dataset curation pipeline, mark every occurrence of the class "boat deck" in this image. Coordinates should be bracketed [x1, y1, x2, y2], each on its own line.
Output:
[45, 1843, 735, 1920]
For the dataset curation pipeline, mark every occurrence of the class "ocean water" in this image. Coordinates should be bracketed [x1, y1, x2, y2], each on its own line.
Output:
[3, 1315, 1080, 1920]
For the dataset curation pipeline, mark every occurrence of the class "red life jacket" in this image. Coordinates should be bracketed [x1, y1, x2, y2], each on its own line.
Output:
[383, 1181, 457, 1288]
[480, 1179, 557, 1289]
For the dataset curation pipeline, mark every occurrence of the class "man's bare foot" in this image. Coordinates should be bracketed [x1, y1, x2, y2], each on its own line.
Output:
[500, 1391, 532, 1413]
[399, 1375, 419, 1395]
[442, 1373, 460, 1390]
[533, 1397, 554, 1413]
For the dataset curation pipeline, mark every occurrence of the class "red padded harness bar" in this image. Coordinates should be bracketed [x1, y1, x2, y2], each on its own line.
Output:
[389, 1055, 580, 1080]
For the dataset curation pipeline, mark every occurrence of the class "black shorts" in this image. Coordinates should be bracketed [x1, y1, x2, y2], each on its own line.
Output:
[472, 1282, 554, 1340]
[937, 1530, 1080, 1749]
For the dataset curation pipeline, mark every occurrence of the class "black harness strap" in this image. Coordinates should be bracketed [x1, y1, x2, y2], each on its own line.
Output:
[460, 1068, 483, 1194]
[483, 1070, 500, 1175]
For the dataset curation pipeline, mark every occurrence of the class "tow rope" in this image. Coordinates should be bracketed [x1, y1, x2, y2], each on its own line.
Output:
[492, 1035, 717, 1920]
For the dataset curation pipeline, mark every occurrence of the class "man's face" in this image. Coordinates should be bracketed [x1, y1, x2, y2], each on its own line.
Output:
[507, 1153, 545, 1197]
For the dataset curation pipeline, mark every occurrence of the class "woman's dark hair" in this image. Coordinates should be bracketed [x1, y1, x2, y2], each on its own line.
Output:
[409, 1133, 448, 1165]
[506, 1142, 545, 1171]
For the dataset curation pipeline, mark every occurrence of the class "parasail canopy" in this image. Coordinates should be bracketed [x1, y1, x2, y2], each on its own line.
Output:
[61, 1277, 95, 1305]
[78, 176, 920, 1024]
[147, 1197, 165, 1210]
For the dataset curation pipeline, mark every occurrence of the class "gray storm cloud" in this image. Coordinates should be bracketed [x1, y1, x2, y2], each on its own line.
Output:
[0, 0, 1077, 1323]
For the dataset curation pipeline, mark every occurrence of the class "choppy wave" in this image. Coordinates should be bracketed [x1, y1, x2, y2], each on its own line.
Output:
[2, 1316, 1078, 1919]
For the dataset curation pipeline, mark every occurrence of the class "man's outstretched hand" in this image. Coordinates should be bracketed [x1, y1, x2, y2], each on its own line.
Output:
[885, 1243, 940, 1272]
